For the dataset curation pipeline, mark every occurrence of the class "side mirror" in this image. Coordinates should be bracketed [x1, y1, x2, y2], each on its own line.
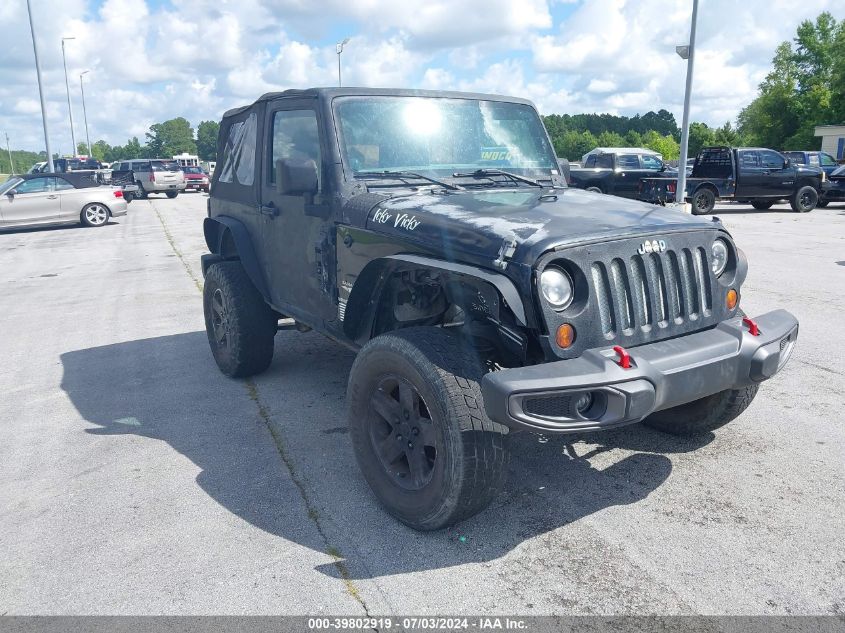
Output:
[275, 158, 318, 196]
[6, 189, 16, 198]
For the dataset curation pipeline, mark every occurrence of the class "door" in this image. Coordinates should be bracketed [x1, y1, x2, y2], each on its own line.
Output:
[735, 150, 765, 197]
[758, 149, 794, 198]
[54, 177, 90, 220]
[259, 101, 334, 322]
[0, 177, 62, 226]
[613, 153, 646, 197]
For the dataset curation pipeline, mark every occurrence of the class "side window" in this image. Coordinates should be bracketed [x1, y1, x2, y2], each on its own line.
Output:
[760, 150, 785, 169]
[270, 109, 321, 188]
[641, 155, 663, 170]
[15, 177, 52, 194]
[218, 112, 257, 186]
[808, 154, 820, 166]
[820, 153, 836, 167]
[596, 154, 613, 168]
[585, 155, 596, 167]
[54, 178, 75, 191]
[738, 151, 760, 173]
[617, 154, 640, 169]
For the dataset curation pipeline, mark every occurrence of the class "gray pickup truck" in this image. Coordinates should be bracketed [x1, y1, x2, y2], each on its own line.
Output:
[200, 88, 799, 530]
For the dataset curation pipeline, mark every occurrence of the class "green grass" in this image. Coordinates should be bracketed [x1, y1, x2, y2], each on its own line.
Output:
[0, 174, 8, 184]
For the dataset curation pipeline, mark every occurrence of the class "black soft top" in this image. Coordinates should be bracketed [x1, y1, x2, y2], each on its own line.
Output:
[221, 87, 536, 119]
[17, 172, 100, 189]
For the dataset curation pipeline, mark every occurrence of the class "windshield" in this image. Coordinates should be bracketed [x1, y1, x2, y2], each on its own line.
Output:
[333, 96, 557, 180]
[832, 164, 845, 177]
[184, 166, 204, 174]
[0, 177, 23, 195]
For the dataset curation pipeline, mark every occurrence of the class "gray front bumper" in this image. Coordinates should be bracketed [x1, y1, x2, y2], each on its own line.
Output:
[481, 310, 799, 433]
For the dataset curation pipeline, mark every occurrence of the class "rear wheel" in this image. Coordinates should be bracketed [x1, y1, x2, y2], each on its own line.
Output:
[585, 186, 603, 194]
[80, 203, 109, 227]
[816, 199, 829, 208]
[691, 187, 716, 215]
[348, 327, 509, 530]
[790, 185, 818, 212]
[203, 261, 277, 378]
[166, 191, 179, 199]
[751, 199, 774, 210]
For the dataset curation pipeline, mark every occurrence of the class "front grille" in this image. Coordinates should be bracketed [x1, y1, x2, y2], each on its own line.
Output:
[590, 247, 713, 339]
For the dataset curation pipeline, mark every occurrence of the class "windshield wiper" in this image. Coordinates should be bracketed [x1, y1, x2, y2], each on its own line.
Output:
[452, 168, 543, 188]
[355, 170, 463, 191]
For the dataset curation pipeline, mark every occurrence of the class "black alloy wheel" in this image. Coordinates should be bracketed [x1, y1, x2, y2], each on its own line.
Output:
[367, 374, 438, 491]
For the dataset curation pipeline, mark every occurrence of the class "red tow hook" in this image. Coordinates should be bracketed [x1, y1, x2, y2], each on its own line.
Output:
[742, 317, 761, 336]
[613, 345, 633, 369]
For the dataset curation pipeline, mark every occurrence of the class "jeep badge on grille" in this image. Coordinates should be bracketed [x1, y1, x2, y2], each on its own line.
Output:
[637, 239, 667, 254]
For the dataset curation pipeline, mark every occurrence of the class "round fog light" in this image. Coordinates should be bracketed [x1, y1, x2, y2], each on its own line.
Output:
[574, 392, 594, 415]
[726, 288, 738, 310]
[556, 324, 576, 349]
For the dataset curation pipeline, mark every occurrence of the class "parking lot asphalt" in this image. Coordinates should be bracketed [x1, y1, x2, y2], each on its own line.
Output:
[1, 193, 843, 615]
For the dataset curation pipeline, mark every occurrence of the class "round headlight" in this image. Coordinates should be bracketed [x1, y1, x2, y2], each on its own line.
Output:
[711, 239, 729, 276]
[540, 267, 574, 309]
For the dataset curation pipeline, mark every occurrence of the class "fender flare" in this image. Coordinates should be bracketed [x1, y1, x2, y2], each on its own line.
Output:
[342, 254, 527, 342]
[202, 215, 270, 300]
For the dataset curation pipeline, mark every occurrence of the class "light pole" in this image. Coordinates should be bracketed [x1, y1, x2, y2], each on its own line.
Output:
[5, 132, 14, 175]
[26, 0, 54, 172]
[336, 38, 350, 87]
[675, 0, 699, 206]
[62, 36, 77, 156]
[79, 70, 91, 156]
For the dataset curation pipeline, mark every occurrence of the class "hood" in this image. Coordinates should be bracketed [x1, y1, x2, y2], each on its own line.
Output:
[363, 187, 720, 265]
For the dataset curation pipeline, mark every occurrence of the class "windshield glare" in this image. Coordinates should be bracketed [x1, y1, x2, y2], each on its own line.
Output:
[333, 96, 557, 179]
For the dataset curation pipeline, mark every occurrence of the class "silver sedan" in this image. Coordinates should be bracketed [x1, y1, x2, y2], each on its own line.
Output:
[0, 173, 128, 230]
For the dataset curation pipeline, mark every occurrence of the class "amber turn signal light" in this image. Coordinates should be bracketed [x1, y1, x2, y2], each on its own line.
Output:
[726, 288, 738, 310]
[556, 324, 576, 349]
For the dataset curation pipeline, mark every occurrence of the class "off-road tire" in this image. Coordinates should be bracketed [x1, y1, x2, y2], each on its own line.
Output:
[641, 384, 759, 436]
[166, 191, 179, 199]
[347, 327, 509, 530]
[816, 199, 829, 208]
[203, 261, 277, 378]
[751, 199, 774, 210]
[790, 185, 817, 213]
[123, 191, 134, 203]
[135, 181, 148, 200]
[585, 186, 603, 194]
[691, 187, 716, 215]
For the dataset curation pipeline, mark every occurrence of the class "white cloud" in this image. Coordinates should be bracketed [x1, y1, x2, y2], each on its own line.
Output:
[0, 0, 839, 157]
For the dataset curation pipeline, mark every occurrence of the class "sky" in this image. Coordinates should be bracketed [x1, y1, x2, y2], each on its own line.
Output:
[1, 0, 841, 155]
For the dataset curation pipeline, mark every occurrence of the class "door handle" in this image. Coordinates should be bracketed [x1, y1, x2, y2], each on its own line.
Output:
[46, 195, 58, 199]
[259, 202, 279, 217]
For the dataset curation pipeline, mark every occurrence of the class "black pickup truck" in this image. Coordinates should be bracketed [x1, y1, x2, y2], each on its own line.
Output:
[640, 146, 824, 214]
[569, 150, 677, 198]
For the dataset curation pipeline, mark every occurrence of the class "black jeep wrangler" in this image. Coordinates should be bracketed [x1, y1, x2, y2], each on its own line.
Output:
[201, 88, 799, 530]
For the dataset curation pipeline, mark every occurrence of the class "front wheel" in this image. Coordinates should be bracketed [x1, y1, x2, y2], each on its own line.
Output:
[347, 327, 509, 530]
[135, 181, 148, 199]
[203, 261, 277, 378]
[641, 384, 759, 436]
[80, 203, 109, 227]
[166, 191, 179, 199]
[691, 188, 716, 215]
[790, 185, 818, 212]
[585, 186, 603, 194]
[816, 199, 829, 208]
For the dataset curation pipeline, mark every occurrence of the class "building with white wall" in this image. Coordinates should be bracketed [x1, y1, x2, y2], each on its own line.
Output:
[814, 125, 845, 160]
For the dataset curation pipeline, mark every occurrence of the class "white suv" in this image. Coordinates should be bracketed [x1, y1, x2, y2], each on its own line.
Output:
[117, 159, 186, 199]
